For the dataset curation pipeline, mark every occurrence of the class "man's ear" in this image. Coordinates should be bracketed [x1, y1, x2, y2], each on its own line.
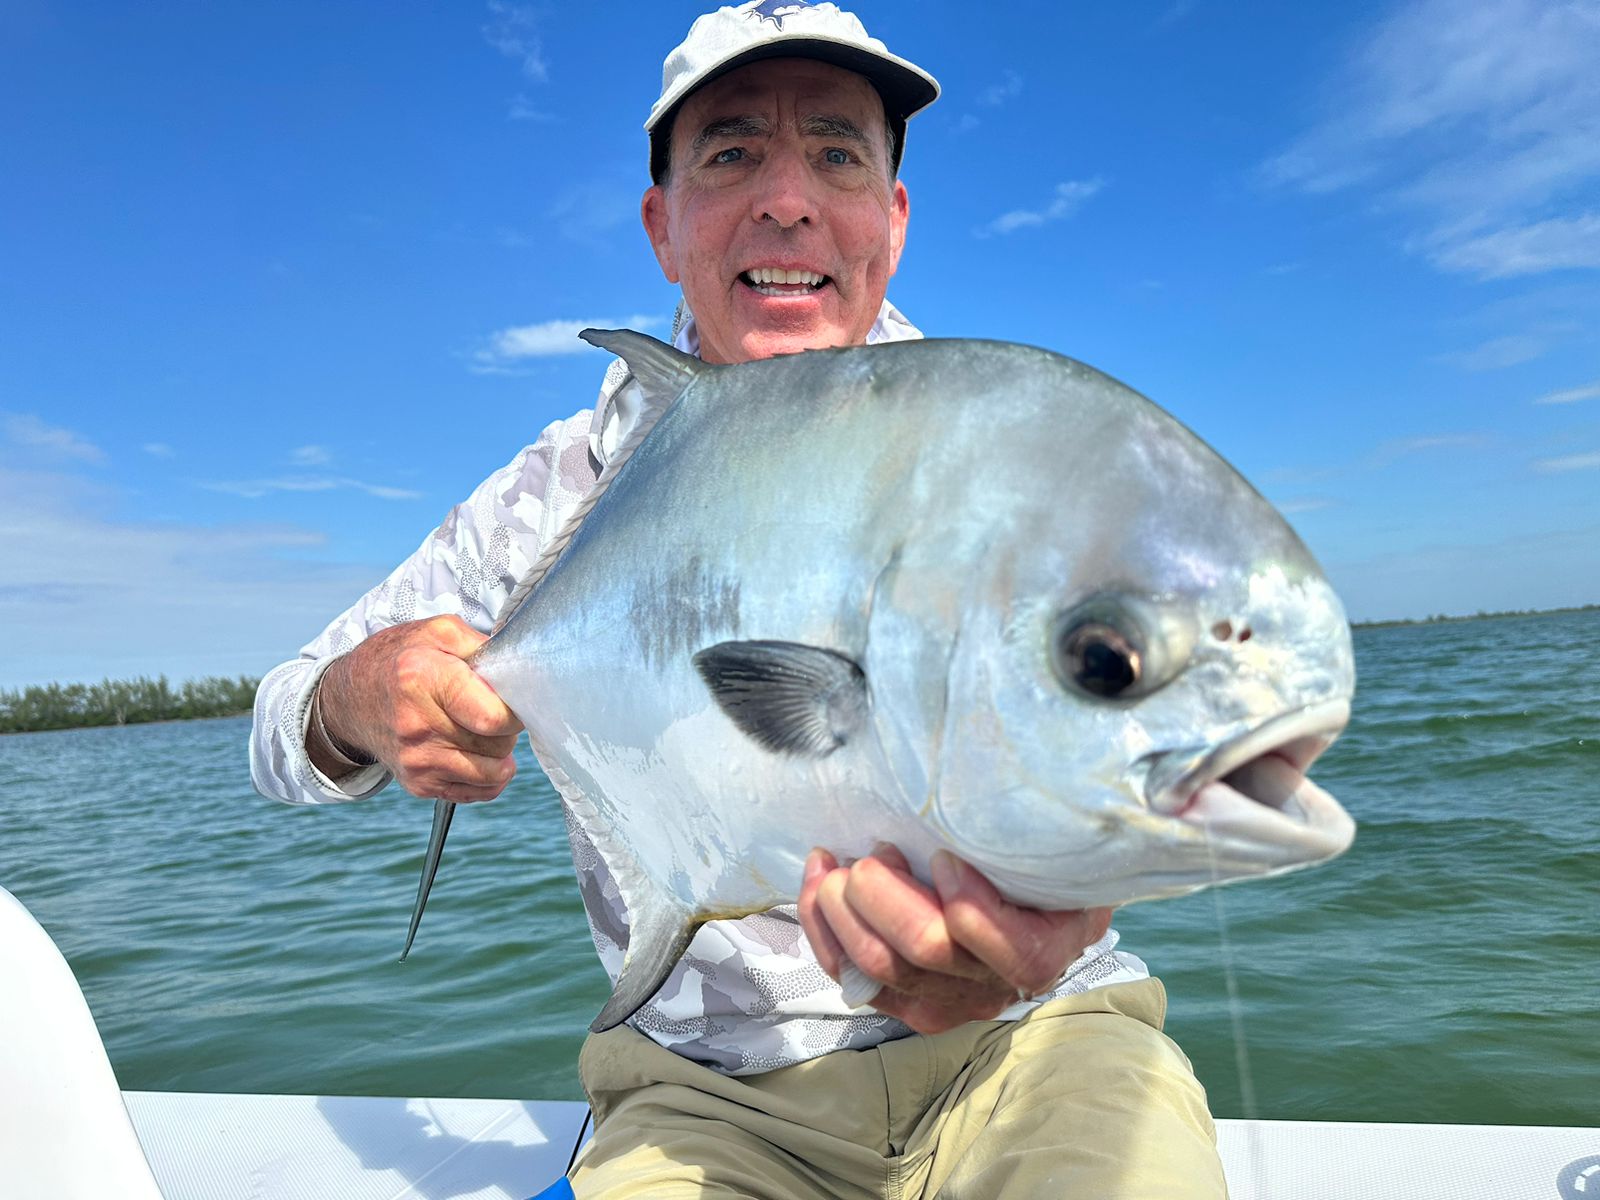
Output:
[641, 185, 680, 284]
[887, 179, 910, 276]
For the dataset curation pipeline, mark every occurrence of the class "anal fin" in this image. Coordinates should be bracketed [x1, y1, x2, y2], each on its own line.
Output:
[590, 899, 699, 1033]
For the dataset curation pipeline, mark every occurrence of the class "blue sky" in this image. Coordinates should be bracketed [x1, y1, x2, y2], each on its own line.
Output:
[3, 0, 1597, 688]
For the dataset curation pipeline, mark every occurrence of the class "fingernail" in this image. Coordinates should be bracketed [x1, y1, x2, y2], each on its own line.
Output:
[871, 840, 896, 858]
[931, 850, 959, 899]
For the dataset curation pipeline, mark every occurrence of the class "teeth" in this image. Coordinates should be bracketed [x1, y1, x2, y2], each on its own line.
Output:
[745, 267, 825, 286]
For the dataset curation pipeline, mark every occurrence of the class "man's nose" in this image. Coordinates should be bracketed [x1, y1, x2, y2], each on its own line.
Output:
[750, 148, 815, 229]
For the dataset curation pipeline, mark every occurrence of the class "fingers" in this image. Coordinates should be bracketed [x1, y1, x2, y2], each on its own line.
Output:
[838, 855, 991, 982]
[394, 746, 517, 803]
[802, 848, 994, 1005]
[417, 613, 490, 659]
[797, 850, 846, 978]
[439, 658, 524, 741]
[797, 845, 1118, 1035]
[321, 616, 523, 802]
[933, 851, 1113, 997]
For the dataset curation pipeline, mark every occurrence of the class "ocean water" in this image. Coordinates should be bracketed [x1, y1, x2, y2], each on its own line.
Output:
[1, 611, 1595, 1125]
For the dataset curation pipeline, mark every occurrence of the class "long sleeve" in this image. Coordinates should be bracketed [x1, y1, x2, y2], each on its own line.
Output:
[249, 410, 599, 806]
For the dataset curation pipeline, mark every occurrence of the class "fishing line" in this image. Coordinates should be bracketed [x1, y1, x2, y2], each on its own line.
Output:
[1204, 821, 1258, 1120]
[565, 1106, 593, 1176]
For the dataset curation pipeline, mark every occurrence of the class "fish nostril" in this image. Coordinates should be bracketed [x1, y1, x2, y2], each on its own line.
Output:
[1211, 621, 1233, 641]
[1238, 628, 1253, 643]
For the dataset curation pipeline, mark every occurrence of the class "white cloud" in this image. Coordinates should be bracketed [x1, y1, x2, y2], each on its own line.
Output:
[1429, 213, 1600, 279]
[1535, 381, 1600, 406]
[1367, 432, 1491, 467]
[0, 466, 390, 688]
[483, 1, 547, 83]
[201, 476, 422, 501]
[1277, 497, 1334, 515]
[951, 113, 980, 135]
[1533, 451, 1600, 474]
[978, 70, 1023, 108]
[288, 444, 331, 467]
[508, 93, 556, 122]
[1441, 333, 1549, 371]
[976, 178, 1106, 238]
[3, 413, 104, 464]
[472, 313, 666, 369]
[1156, 0, 1197, 29]
[142, 442, 175, 458]
[1263, 0, 1600, 281]
[547, 182, 640, 245]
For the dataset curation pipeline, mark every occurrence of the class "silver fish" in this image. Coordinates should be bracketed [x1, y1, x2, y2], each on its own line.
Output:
[401, 329, 1356, 1032]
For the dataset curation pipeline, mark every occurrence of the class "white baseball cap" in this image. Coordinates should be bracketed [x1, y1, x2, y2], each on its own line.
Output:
[647, 1, 940, 183]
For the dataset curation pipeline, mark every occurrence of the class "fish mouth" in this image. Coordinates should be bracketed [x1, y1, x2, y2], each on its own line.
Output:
[1146, 700, 1355, 859]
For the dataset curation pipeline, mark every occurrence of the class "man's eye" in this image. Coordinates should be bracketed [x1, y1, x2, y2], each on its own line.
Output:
[823, 148, 852, 165]
[712, 147, 745, 164]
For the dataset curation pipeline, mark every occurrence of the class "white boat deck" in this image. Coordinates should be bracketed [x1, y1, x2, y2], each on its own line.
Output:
[123, 1090, 1600, 1200]
[6, 883, 1595, 1198]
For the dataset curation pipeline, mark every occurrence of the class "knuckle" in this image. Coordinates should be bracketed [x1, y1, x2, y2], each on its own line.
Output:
[941, 899, 986, 947]
[853, 944, 899, 984]
[392, 650, 434, 692]
[393, 711, 431, 743]
[902, 922, 951, 971]
[424, 614, 462, 639]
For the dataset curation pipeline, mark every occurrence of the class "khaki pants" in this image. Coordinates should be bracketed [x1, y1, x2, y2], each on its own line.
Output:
[570, 977, 1226, 1199]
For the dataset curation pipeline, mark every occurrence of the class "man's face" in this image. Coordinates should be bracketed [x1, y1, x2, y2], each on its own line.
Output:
[641, 58, 910, 365]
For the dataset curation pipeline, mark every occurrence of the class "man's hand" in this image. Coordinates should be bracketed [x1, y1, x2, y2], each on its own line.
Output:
[313, 615, 523, 802]
[797, 843, 1114, 1035]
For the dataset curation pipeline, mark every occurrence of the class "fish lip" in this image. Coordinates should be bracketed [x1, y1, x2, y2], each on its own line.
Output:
[1146, 699, 1351, 820]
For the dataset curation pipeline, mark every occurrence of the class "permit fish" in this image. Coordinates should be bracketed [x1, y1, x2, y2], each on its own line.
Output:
[400, 329, 1356, 1032]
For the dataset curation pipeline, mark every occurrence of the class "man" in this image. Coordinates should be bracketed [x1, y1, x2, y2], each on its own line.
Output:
[252, 3, 1227, 1195]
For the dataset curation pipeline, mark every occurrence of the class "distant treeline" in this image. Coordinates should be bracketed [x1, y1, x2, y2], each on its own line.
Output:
[0, 675, 260, 734]
[1354, 602, 1598, 630]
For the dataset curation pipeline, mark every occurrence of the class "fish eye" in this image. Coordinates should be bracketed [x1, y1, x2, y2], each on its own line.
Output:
[1055, 620, 1143, 699]
[1049, 593, 1193, 702]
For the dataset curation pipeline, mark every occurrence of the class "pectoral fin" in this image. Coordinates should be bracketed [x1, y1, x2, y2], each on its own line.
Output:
[692, 640, 867, 758]
[399, 799, 455, 962]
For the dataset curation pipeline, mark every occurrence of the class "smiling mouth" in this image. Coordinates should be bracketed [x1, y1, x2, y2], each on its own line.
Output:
[1146, 700, 1355, 857]
[740, 267, 830, 297]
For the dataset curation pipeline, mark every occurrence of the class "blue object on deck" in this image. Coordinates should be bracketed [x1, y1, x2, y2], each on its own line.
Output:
[526, 1178, 574, 1200]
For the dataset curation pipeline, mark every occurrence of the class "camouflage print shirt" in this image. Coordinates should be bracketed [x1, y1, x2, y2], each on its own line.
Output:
[249, 299, 1150, 1075]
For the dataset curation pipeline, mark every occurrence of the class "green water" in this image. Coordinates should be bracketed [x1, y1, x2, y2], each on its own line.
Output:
[2, 611, 1596, 1124]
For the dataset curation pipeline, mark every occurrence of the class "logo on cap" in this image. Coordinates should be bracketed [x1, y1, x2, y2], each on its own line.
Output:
[748, 1, 814, 31]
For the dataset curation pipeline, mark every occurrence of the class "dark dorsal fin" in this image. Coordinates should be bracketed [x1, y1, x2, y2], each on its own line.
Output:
[488, 330, 704, 640]
[692, 640, 868, 758]
[578, 327, 701, 407]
